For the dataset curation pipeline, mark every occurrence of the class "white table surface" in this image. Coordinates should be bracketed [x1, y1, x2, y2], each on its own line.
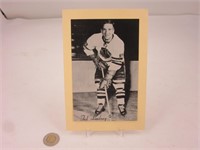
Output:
[1, 14, 199, 150]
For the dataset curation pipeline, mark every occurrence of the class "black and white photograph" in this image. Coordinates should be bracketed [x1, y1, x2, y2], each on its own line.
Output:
[71, 19, 139, 121]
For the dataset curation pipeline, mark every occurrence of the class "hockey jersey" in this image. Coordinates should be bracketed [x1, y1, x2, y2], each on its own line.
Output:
[83, 33, 125, 71]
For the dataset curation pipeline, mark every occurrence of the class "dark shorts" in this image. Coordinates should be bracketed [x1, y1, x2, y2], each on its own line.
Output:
[95, 65, 125, 82]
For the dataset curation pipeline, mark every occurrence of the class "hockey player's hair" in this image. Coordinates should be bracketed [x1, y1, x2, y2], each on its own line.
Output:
[101, 20, 115, 28]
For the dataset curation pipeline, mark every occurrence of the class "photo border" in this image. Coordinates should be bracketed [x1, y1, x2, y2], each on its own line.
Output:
[62, 9, 148, 131]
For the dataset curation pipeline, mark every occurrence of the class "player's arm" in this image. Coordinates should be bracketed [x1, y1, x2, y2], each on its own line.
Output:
[99, 54, 124, 89]
[83, 43, 95, 56]
[83, 35, 106, 69]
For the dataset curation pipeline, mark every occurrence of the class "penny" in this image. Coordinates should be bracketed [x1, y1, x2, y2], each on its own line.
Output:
[43, 132, 60, 147]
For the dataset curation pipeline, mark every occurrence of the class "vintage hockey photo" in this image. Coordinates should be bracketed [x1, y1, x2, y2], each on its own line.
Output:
[71, 19, 139, 121]
[63, 9, 147, 130]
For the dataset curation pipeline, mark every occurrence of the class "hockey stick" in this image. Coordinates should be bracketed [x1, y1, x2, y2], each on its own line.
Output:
[101, 68, 112, 119]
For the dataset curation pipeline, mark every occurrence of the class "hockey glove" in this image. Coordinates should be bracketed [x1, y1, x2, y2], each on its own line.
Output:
[99, 70, 116, 89]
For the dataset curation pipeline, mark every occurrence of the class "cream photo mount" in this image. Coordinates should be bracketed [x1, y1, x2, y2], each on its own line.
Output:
[62, 9, 148, 131]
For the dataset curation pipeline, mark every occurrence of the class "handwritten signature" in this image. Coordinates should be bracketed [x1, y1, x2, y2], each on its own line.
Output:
[81, 115, 107, 121]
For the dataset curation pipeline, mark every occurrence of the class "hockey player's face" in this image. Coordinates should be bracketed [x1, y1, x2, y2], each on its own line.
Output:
[101, 23, 114, 41]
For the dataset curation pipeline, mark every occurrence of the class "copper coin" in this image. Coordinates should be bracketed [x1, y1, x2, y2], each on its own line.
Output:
[43, 132, 60, 146]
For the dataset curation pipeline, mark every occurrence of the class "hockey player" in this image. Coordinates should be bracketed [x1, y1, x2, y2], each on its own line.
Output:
[83, 20, 127, 116]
